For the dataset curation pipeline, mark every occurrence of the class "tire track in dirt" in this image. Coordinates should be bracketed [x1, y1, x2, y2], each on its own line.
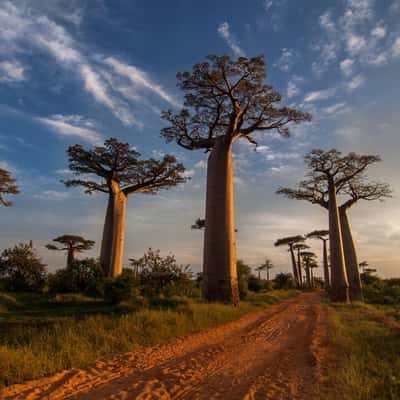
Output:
[1, 292, 327, 400]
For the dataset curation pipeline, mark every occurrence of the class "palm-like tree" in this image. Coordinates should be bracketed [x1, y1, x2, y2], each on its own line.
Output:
[293, 243, 309, 285]
[301, 251, 317, 287]
[274, 235, 305, 286]
[307, 230, 330, 288]
[256, 259, 274, 281]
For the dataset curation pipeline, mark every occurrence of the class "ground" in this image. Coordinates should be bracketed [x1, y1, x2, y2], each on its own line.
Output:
[0, 292, 327, 400]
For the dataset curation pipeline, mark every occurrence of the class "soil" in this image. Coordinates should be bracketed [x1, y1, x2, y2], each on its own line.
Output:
[1, 292, 328, 400]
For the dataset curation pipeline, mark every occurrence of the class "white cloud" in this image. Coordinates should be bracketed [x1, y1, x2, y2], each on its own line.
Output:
[0, 60, 25, 82]
[339, 58, 354, 76]
[319, 10, 336, 33]
[217, 22, 246, 57]
[263, 0, 274, 12]
[104, 57, 179, 107]
[183, 169, 195, 178]
[392, 37, 400, 58]
[274, 48, 296, 72]
[194, 160, 207, 169]
[322, 102, 351, 115]
[347, 74, 365, 91]
[346, 33, 367, 55]
[34, 190, 70, 201]
[371, 25, 386, 39]
[304, 87, 337, 102]
[286, 80, 300, 98]
[36, 114, 103, 145]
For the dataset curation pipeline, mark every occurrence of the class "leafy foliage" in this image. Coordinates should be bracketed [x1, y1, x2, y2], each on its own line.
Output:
[0, 243, 46, 291]
[46, 235, 95, 253]
[273, 273, 296, 289]
[0, 167, 19, 207]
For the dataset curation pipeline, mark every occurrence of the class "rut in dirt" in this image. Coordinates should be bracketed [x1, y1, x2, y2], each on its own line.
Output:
[1, 292, 327, 400]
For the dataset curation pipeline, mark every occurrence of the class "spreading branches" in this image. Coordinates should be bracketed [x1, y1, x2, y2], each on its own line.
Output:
[63, 138, 188, 196]
[46, 235, 95, 253]
[0, 167, 19, 207]
[161, 55, 311, 151]
[274, 235, 305, 248]
[307, 230, 329, 241]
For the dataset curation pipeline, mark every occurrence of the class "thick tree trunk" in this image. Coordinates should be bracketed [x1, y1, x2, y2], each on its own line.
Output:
[322, 239, 330, 288]
[289, 245, 300, 287]
[203, 136, 239, 304]
[305, 264, 311, 287]
[310, 268, 314, 287]
[100, 188, 127, 278]
[339, 207, 363, 301]
[66, 247, 77, 268]
[328, 181, 350, 302]
[297, 249, 303, 286]
[267, 268, 270, 281]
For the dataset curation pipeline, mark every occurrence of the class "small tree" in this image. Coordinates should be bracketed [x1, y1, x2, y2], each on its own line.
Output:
[0, 167, 19, 207]
[277, 149, 390, 302]
[293, 243, 309, 286]
[46, 235, 95, 268]
[256, 259, 274, 281]
[191, 218, 206, 230]
[162, 55, 311, 304]
[301, 251, 317, 287]
[63, 138, 187, 277]
[307, 230, 330, 288]
[0, 243, 46, 291]
[274, 235, 305, 286]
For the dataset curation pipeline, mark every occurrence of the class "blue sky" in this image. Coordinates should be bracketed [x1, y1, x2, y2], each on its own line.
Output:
[1, 0, 400, 278]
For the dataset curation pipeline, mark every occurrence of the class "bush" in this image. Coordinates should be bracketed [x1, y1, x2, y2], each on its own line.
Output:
[273, 273, 296, 289]
[0, 243, 46, 292]
[237, 260, 252, 299]
[248, 276, 264, 292]
[103, 269, 140, 304]
[48, 258, 104, 297]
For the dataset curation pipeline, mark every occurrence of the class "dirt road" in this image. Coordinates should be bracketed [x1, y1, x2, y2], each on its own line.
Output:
[1, 292, 328, 400]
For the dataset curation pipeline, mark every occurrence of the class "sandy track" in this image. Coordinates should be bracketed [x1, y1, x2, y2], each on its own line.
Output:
[1, 292, 327, 400]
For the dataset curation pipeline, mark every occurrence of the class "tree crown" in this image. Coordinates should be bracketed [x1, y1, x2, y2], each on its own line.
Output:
[46, 235, 95, 252]
[161, 55, 311, 151]
[307, 230, 329, 240]
[63, 138, 188, 195]
[274, 235, 305, 247]
[0, 167, 19, 207]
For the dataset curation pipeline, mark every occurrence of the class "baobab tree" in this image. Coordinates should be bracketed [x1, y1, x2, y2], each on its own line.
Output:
[46, 235, 95, 268]
[161, 55, 311, 304]
[0, 167, 19, 207]
[301, 251, 317, 287]
[274, 235, 305, 286]
[191, 218, 205, 230]
[307, 230, 330, 288]
[277, 149, 388, 302]
[256, 259, 274, 280]
[293, 242, 309, 286]
[63, 138, 187, 277]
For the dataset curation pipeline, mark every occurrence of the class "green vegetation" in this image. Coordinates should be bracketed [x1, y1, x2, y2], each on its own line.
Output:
[325, 301, 400, 400]
[0, 289, 298, 387]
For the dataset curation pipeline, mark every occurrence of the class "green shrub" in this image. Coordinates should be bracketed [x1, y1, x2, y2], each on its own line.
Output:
[273, 273, 296, 289]
[103, 269, 140, 304]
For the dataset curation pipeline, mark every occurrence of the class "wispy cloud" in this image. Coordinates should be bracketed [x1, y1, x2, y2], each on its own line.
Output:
[217, 22, 246, 57]
[346, 74, 365, 91]
[274, 48, 296, 72]
[304, 87, 337, 102]
[36, 114, 103, 145]
[0, 60, 25, 83]
[340, 58, 355, 76]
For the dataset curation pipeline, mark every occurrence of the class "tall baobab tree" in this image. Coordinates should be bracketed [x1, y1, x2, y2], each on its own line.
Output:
[256, 259, 274, 280]
[161, 55, 311, 304]
[301, 251, 317, 287]
[293, 243, 309, 286]
[277, 149, 388, 302]
[63, 138, 187, 277]
[307, 230, 330, 288]
[0, 167, 19, 207]
[274, 235, 305, 286]
[46, 235, 95, 268]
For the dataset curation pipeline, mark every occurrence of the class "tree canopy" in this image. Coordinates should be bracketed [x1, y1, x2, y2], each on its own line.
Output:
[63, 138, 187, 195]
[46, 235, 95, 252]
[0, 167, 19, 207]
[161, 55, 311, 151]
[274, 235, 305, 247]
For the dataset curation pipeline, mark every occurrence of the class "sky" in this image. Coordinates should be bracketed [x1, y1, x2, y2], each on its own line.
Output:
[0, 0, 400, 279]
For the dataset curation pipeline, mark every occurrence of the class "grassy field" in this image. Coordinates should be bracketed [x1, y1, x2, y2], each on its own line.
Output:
[325, 301, 400, 400]
[0, 289, 298, 387]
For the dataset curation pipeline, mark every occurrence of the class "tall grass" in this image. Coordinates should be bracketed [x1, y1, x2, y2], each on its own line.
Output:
[325, 302, 400, 400]
[0, 290, 297, 387]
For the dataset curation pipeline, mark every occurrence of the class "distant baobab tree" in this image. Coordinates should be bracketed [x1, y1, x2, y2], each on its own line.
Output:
[63, 138, 187, 277]
[307, 230, 330, 288]
[191, 218, 205, 230]
[46, 235, 95, 268]
[274, 235, 305, 287]
[161, 55, 311, 304]
[293, 242, 309, 286]
[277, 149, 391, 302]
[301, 251, 317, 287]
[359, 261, 370, 273]
[256, 259, 274, 280]
[0, 167, 19, 207]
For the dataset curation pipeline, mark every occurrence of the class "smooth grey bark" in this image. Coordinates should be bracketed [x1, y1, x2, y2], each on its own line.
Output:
[339, 207, 363, 301]
[322, 239, 330, 288]
[100, 187, 127, 277]
[328, 180, 350, 302]
[203, 136, 239, 304]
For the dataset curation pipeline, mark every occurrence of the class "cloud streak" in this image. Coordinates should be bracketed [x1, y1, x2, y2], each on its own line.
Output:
[218, 22, 246, 57]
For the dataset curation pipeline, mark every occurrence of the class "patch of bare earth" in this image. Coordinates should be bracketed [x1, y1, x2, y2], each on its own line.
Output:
[1, 292, 328, 400]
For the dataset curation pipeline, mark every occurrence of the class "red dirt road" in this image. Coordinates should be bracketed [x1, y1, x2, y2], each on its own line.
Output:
[1, 292, 327, 400]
